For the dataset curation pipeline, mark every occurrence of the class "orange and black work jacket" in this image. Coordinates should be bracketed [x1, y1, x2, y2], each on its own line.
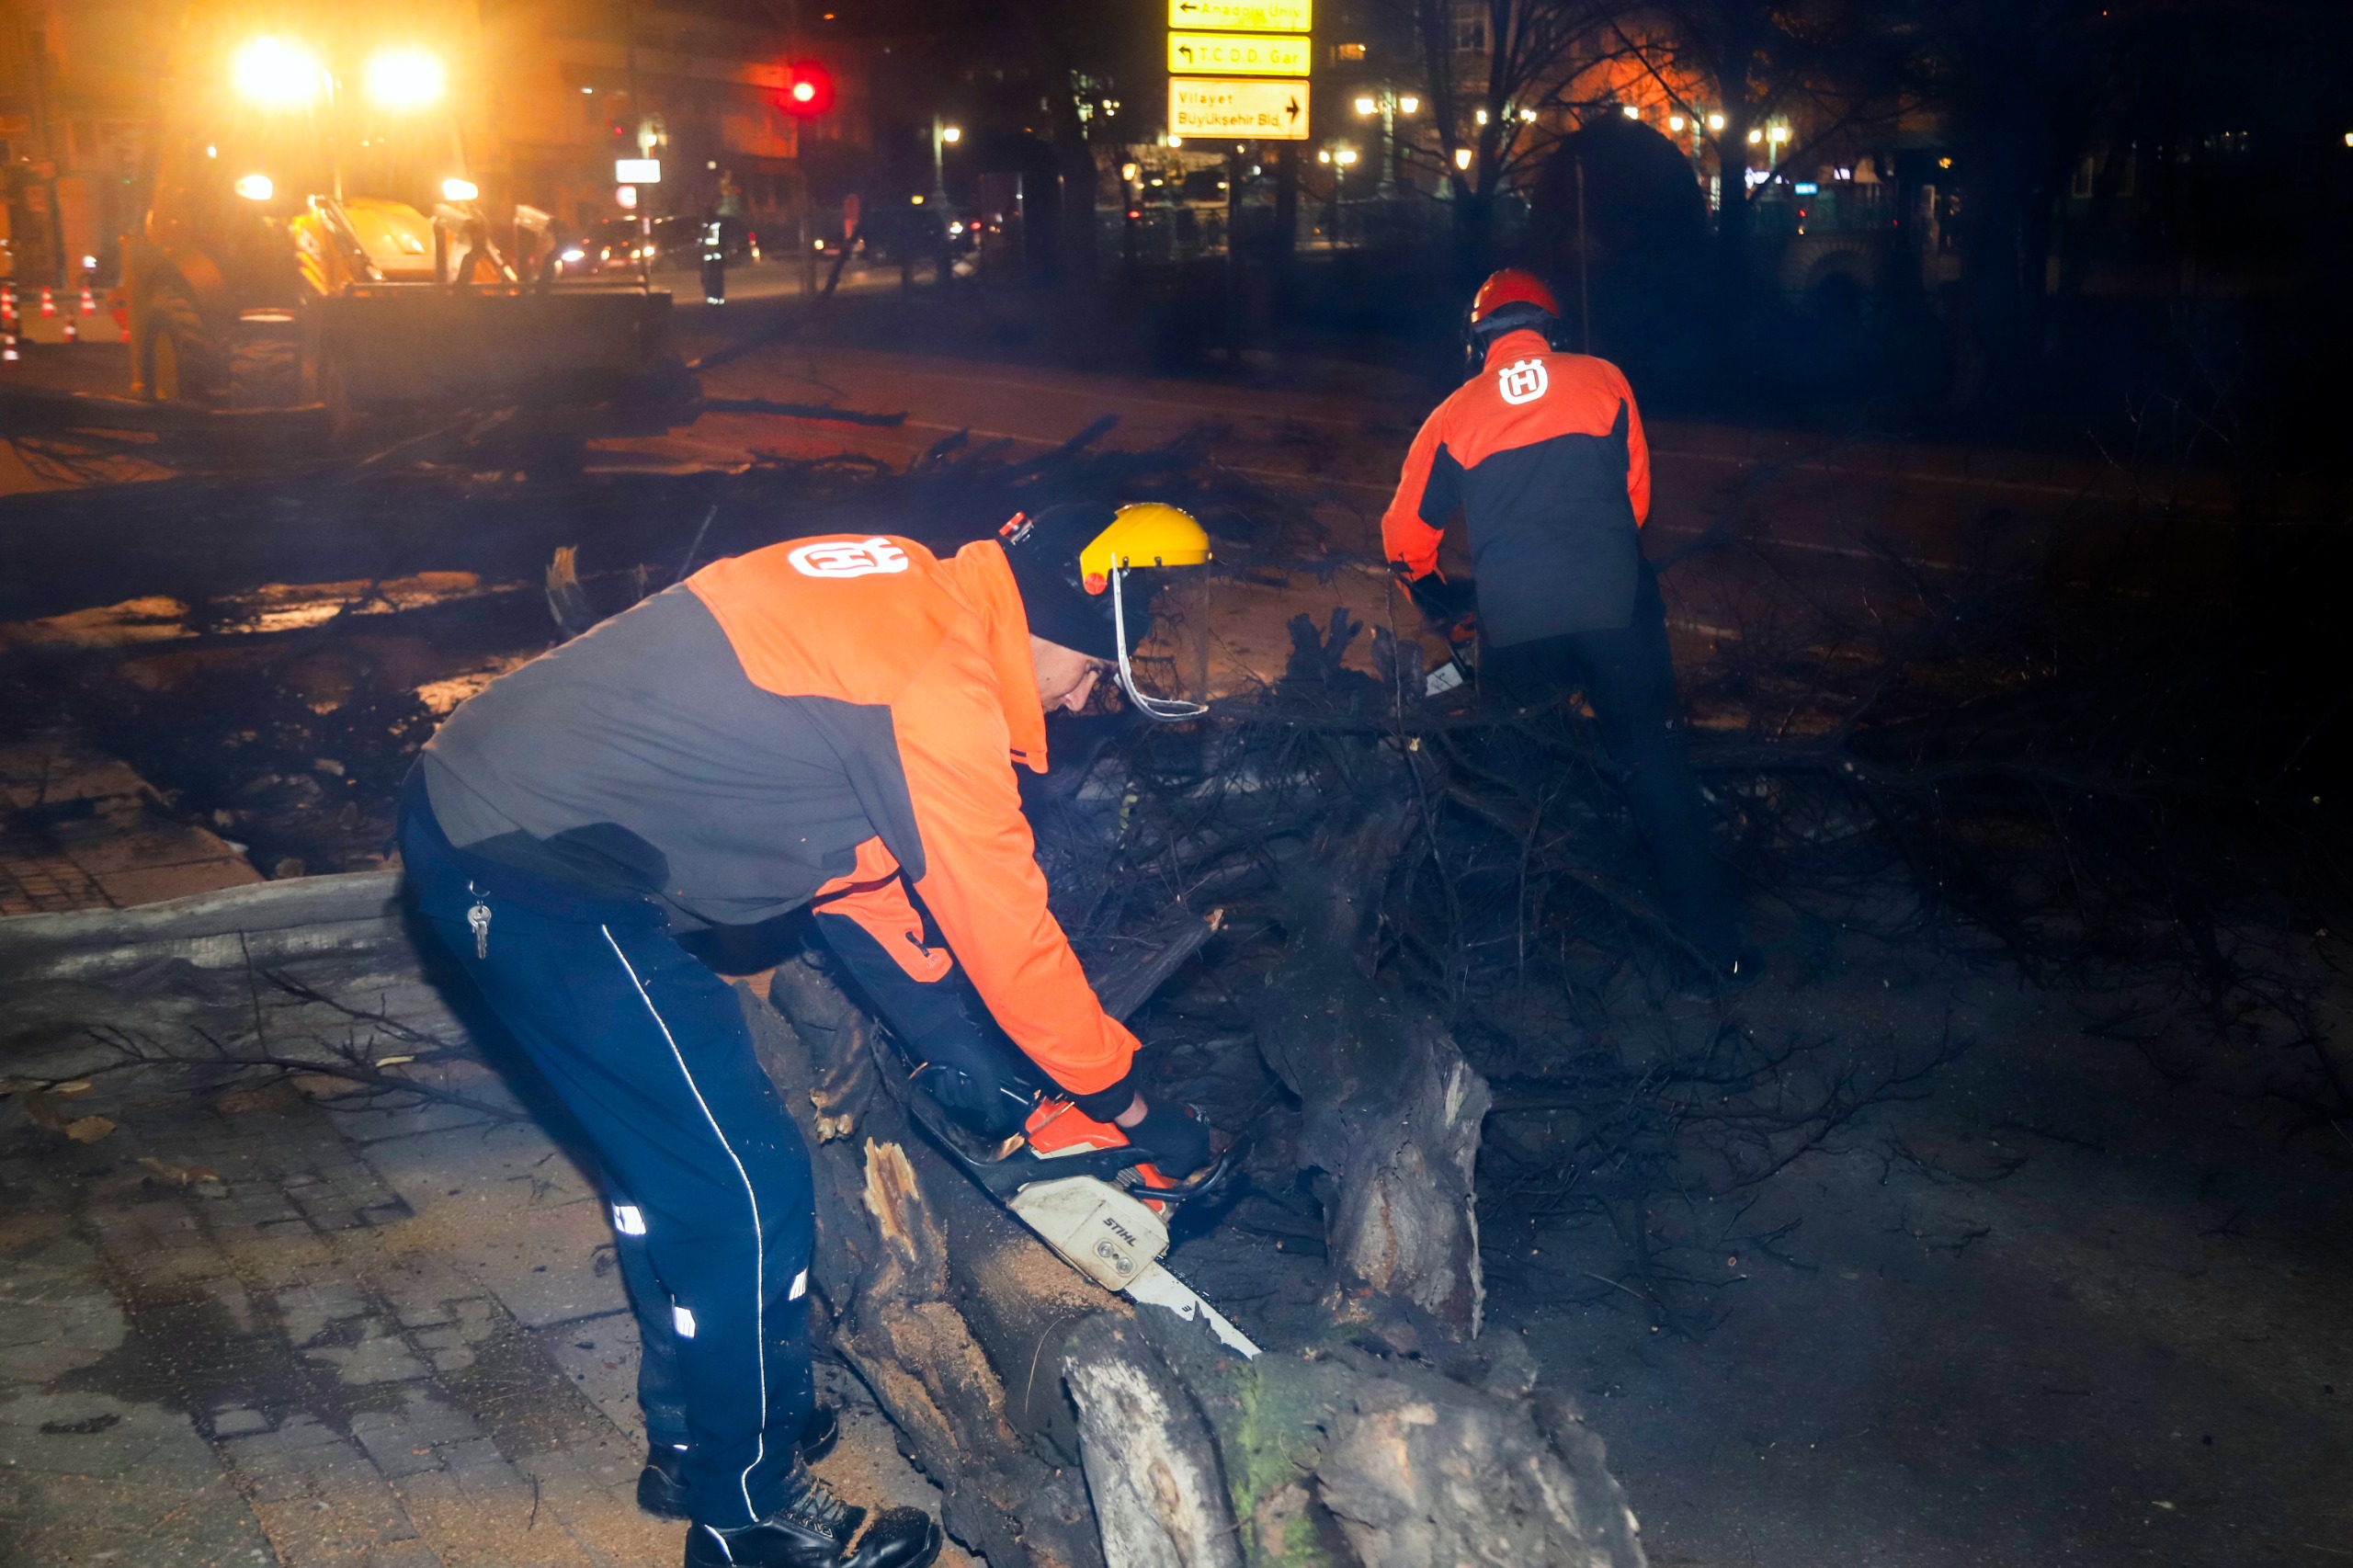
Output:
[1381, 327, 1653, 645]
[416, 534, 1140, 1108]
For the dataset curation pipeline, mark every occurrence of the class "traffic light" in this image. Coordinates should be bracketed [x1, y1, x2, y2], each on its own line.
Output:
[779, 61, 834, 117]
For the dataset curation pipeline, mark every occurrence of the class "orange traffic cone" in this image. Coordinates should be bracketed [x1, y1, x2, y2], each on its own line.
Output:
[40, 286, 55, 317]
[61, 312, 77, 343]
[1, 282, 15, 324]
[78, 285, 96, 315]
[3, 328, 18, 363]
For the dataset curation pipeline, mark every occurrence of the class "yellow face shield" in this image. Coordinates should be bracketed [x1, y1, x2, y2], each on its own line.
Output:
[1082, 503, 1214, 722]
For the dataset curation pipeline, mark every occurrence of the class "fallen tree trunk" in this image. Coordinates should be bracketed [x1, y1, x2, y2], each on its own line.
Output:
[755, 830, 1645, 1565]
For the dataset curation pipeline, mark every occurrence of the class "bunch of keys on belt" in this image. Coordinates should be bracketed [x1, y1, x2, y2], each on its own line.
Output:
[466, 882, 492, 960]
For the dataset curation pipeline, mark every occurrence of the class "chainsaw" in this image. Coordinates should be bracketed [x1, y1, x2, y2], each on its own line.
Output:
[903, 1087, 1262, 1358]
[1402, 570, 1479, 699]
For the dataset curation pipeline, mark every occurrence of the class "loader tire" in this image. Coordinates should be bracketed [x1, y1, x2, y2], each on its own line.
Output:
[143, 285, 215, 404]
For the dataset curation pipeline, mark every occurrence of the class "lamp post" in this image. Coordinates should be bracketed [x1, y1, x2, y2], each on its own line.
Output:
[929, 117, 960, 288]
[1355, 90, 1414, 196]
[1321, 145, 1357, 244]
[930, 117, 959, 206]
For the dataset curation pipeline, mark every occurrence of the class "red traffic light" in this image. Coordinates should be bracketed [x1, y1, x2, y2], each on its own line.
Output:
[780, 61, 834, 117]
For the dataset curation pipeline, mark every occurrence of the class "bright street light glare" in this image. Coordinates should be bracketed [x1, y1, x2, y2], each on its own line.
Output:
[1454, 147, 1473, 170]
[1707, 112, 1726, 131]
[440, 176, 479, 201]
[1621, 104, 1640, 119]
[232, 38, 322, 108]
[1768, 124, 1790, 142]
[940, 125, 961, 142]
[1398, 95, 1418, 114]
[233, 173, 275, 200]
[1669, 115, 1686, 131]
[1355, 96, 1376, 116]
[1747, 127, 1764, 143]
[365, 48, 447, 109]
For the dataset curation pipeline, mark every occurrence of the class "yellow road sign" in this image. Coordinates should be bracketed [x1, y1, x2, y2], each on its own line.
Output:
[1168, 77, 1311, 142]
[1167, 0, 1312, 33]
[1168, 30, 1313, 76]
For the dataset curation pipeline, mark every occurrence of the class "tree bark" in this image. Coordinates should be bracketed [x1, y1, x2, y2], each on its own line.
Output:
[1250, 804, 1492, 1340]
[757, 906, 1643, 1568]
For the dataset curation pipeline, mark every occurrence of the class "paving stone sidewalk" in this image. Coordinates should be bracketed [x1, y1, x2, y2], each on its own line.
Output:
[0, 1061, 962, 1568]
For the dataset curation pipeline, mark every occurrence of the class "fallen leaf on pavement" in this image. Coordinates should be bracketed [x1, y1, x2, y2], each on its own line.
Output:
[138, 1155, 223, 1186]
[64, 1116, 118, 1142]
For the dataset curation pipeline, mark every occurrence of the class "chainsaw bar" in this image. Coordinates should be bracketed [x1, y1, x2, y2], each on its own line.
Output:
[900, 1094, 1260, 1357]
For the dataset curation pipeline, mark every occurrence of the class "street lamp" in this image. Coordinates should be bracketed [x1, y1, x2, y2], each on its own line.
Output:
[1707, 112, 1726, 132]
[1355, 96, 1376, 117]
[1398, 95, 1418, 115]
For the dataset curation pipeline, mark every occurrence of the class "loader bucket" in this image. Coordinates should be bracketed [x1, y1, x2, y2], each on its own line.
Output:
[310, 288, 685, 420]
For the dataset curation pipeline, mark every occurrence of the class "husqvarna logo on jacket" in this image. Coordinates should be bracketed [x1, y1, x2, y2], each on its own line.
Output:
[1496, 358, 1550, 405]
[787, 537, 912, 578]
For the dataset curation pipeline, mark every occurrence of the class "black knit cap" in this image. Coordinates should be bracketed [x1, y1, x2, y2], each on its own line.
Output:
[997, 503, 1146, 662]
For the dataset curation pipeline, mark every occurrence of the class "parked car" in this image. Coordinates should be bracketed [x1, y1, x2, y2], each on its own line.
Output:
[586, 217, 662, 273]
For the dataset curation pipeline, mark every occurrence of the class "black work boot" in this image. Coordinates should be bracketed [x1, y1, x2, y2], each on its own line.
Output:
[638, 1406, 842, 1520]
[682, 1467, 940, 1568]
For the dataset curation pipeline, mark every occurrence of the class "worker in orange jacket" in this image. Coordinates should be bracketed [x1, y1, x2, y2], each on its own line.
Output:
[1383, 268, 1749, 979]
[398, 503, 1212, 1568]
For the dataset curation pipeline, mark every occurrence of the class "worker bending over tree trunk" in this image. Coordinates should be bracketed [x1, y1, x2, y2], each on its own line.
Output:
[398, 504, 1217, 1568]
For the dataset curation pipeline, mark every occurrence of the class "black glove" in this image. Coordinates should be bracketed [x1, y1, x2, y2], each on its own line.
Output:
[1127, 1099, 1213, 1177]
[1404, 572, 1478, 630]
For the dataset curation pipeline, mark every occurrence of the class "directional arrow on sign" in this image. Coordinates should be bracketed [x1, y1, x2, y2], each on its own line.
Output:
[1287, 94, 1301, 121]
[1179, 42, 1195, 62]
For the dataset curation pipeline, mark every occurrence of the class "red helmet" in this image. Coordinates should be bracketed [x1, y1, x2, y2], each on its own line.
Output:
[1469, 267, 1562, 328]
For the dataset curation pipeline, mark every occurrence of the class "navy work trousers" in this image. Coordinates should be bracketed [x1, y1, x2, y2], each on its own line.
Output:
[1483, 562, 1744, 965]
[400, 787, 813, 1530]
